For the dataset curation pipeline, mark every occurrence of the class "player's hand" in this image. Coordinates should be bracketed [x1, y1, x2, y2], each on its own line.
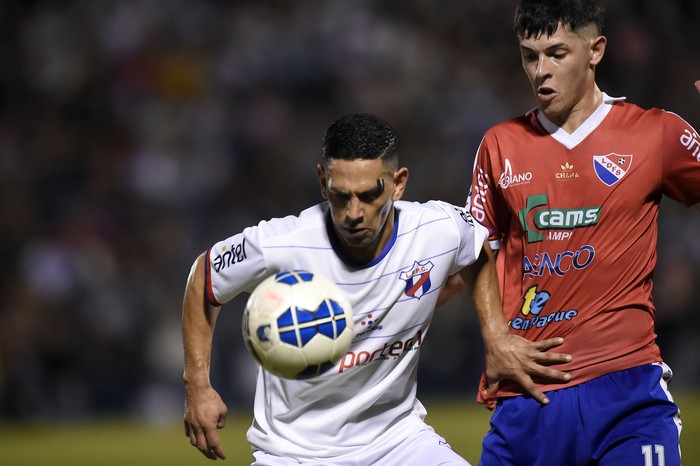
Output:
[482, 333, 571, 405]
[184, 384, 228, 460]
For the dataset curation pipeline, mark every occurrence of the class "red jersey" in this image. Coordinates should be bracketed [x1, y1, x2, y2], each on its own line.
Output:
[468, 95, 700, 405]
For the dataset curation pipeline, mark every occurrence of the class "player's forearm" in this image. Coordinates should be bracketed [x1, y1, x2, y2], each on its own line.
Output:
[182, 253, 221, 389]
[469, 244, 510, 342]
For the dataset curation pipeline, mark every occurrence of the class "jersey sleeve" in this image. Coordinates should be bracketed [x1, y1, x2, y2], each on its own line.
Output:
[433, 200, 489, 274]
[205, 224, 269, 306]
[661, 110, 700, 206]
[466, 136, 510, 250]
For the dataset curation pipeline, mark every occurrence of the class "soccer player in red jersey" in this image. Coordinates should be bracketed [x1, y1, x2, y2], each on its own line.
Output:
[465, 0, 700, 464]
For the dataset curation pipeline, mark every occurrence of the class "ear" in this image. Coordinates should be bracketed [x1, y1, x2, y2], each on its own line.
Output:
[590, 35, 606, 66]
[317, 164, 328, 199]
[391, 167, 409, 201]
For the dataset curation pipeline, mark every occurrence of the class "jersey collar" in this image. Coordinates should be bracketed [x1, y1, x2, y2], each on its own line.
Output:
[532, 92, 626, 150]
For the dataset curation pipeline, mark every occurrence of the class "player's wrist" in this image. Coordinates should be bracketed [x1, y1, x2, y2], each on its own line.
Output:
[479, 322, 511, 342]
[183, 370, 212, 389]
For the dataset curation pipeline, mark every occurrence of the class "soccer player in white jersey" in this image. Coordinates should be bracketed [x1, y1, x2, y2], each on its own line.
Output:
[182, 113, 570, 464]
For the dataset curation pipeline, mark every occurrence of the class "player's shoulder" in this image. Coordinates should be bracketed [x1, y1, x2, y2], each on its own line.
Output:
[396, 199, 457, 215]
[611, 99, 677, 120]
[484, 112, 540, 141]
[611, 100, 695, 131]
[395, 199, 470, 229]
[252, 204, 326, 239]
[609, 99, 655, 118]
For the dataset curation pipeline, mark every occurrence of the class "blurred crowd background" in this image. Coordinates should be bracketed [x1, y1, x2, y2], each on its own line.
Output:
[1, 0, 699, 424]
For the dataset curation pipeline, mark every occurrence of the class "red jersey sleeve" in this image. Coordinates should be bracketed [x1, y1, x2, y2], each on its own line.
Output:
[468, 134, 511, 249]
[661, 110, 700, 206]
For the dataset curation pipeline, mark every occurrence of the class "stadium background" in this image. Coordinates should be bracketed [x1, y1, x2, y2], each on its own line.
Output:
[0, 0, 698, 464]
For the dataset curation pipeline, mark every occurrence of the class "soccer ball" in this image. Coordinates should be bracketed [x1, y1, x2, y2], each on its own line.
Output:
[242, 270, 354, 379]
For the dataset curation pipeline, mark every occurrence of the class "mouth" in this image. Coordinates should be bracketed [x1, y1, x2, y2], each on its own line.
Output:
[343, 227, 370, 243]
[537, 86, 556, 101]
[345, 227, 368, 236]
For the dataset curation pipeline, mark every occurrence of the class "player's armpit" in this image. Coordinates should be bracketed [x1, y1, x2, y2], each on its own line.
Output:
[436, 273, 467, 306]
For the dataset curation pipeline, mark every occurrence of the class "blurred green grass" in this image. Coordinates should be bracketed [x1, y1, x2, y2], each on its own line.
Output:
[0, 393, 698, 465]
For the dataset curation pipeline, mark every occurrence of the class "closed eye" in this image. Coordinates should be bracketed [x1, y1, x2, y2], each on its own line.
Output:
[328, 179, 385, 203]
[329, 191, 351, 203]
[358, 190, 382, 203]
[521, 51, 538, 63]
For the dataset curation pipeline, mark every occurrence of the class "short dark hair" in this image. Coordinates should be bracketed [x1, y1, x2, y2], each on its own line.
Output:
[322, 113, 398, 163]
[514, 0, 605, 40]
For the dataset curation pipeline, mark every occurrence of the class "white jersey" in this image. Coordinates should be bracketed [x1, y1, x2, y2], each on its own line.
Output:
[205, 199, 487, 459]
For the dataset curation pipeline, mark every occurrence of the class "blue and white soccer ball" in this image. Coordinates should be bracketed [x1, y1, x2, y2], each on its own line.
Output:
[242, 270, 354, 379]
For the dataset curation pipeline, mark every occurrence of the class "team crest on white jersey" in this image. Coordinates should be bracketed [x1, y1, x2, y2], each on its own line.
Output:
[593, 153, 633, 186]
[498, 158, 532, 189]
[399, 260, 434, 299]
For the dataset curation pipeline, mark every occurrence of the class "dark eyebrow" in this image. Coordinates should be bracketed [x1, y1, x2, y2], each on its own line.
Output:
[329, 179, 385, 198]
[520, 41, 569, 54]
[367, 179, 385, 197]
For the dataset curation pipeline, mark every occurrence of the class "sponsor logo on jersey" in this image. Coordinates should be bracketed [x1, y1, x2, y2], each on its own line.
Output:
[498, 158, 533, 189]
[211, 238, 248, 272]
[523, 245, 595, 279]
[681, 128, 700, 161]
[518, 194, 601, 243]
[469, 166, 490, 223]
[355, 313, 383, 337]
[338, 329, 423, 373]
[556, 161, 580, 180]
[509, 285, 579, 331]
[399, 261, 434, 299]
[547, 231, 574, 241]
[593, 153, 633, 186]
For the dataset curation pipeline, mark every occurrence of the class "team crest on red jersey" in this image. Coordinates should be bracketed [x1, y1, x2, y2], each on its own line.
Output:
[399, 260, 434, 299]
[593, 153, 633, 186]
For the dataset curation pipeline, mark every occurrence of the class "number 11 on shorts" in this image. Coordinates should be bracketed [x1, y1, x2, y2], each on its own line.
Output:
[641, 444, 665, 466]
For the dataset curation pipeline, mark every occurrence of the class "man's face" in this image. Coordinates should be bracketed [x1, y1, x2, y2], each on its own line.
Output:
[519, 24, 605, 128]
[318, 158, 407, 261]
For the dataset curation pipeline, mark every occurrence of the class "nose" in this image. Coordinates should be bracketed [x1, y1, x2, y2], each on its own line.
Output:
[535, 55, 549, 78]
[346, 197, 364, 223]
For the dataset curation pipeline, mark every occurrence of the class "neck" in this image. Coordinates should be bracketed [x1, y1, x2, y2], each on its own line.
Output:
[551, 86, 603, 134]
